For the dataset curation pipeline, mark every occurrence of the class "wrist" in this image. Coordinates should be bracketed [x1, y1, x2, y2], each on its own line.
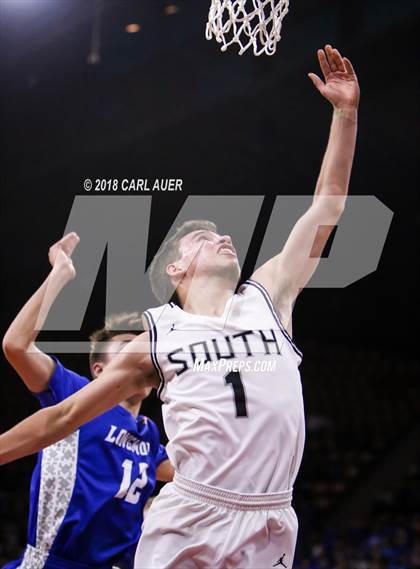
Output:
[49, 265, 73, 286]
[333, 106, 358, 122]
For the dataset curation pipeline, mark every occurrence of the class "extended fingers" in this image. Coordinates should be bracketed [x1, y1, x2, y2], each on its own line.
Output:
[320, 45, 353, 76]
[343, 56, 356, 76]
[332, 48, 346, 72]
[308, 73, 325, 93]
[325, 44, 346, 73]
[325, 45, 337, 72]
[59, 232, 80, 256]
[317, 49, 331, 80]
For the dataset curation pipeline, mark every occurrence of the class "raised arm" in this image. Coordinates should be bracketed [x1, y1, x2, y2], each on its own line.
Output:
[2, 233, 80, 392]
[0, 333, 159, 465]
[252, 45, 359, 323]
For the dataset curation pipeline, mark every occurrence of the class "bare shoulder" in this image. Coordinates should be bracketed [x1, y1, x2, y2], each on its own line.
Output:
[251, 258, 295, 335]
[251, 254, 295, 307]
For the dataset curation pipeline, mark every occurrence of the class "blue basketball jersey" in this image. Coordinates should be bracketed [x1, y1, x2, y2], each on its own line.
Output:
[3, 358, 168, 569]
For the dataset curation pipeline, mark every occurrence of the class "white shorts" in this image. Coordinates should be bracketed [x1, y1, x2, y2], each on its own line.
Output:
[134, 473, 298, 569]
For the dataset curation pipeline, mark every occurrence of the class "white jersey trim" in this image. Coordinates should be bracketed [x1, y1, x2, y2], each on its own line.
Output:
[18, 544, 49, 569]
[245, 279, 303, 360]
[143, 309, 165, 399]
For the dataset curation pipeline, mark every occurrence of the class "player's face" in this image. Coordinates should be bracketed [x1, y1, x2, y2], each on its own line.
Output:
[91, 333, 136, 378]
[102, 333, 137, 367]
[174, 230, 240, 284]
[93, 333, 153, 399]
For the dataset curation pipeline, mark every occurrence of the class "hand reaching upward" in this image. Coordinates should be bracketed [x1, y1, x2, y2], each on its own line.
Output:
[308, 45, 360, 110]
[48, 232, 80, 281]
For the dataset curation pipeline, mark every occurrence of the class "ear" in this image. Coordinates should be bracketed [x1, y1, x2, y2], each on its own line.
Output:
[166, 262, 184, 279]
[91, 361, 104, 378]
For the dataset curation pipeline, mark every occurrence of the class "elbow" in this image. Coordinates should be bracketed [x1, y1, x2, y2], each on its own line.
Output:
[156, 461, 175, 482]
[2, 334, 33, 365]
[314, 193, 346, 223]
[2, 333, 12, 356]
[2, 335, 24, 361]
[330, 199, 346, 221]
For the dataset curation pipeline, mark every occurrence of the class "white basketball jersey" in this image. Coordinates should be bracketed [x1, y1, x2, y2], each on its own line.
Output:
[143, 279, 305, 494]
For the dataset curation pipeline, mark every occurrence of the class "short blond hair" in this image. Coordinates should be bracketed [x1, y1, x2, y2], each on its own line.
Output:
[149, 219, 218, 304]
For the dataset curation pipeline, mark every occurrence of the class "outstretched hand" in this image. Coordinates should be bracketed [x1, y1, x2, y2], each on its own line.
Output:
[308, 45, 360, 110]
[48, 232, 80, 281]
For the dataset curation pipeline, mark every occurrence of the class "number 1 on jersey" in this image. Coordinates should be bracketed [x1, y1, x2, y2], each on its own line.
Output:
[225, 371, 248, 417]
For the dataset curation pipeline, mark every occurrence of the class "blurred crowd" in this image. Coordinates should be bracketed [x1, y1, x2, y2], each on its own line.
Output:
[294, 457, 420, 569]
[293, 345, 420, 569]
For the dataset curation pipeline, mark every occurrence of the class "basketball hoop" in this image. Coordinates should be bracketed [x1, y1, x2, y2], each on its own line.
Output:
[206, 0, 290, 56]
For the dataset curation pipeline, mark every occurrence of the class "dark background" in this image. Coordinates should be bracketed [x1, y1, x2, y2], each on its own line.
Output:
[1, 0, 419, 567]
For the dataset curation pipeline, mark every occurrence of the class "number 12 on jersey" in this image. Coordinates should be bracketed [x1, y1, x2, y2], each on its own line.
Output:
[115, 459, 149, 504]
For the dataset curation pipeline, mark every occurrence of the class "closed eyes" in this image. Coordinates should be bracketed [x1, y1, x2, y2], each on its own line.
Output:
[195, 232, 214, 243]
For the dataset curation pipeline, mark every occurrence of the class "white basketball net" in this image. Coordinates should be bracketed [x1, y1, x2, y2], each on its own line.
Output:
[206, 0, 290, 56]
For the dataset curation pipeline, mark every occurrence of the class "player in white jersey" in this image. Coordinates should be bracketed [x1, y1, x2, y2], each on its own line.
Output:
[136, 279, 305, 567]
[0, 45, 360, 568]
[142, 280, 304, 495]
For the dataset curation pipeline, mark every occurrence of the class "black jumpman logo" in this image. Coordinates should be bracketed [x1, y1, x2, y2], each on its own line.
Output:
[273, 553, 287, 568]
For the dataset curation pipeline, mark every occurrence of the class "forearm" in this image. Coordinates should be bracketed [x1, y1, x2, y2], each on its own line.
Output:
[3, 269, 70, 352]
[0, 372, 136, 465]
[314, 107, 358, 201]
[0, 406, 70, 464]
[0, 339, 155, 464]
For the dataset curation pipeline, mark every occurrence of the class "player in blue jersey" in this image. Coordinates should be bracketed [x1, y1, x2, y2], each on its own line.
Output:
[2, 233, 174, 569]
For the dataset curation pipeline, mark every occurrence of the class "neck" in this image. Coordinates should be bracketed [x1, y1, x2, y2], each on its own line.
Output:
[119, 395, 142, 418]
[179, 274, 236, 317]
